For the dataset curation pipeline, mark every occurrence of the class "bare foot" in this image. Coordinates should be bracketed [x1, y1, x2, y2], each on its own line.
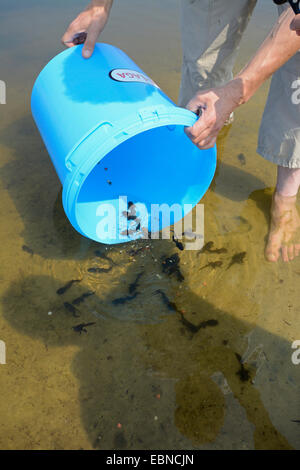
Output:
[265, 192, 300, 262]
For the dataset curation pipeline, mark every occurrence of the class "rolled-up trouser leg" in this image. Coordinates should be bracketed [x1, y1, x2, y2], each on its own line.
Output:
[257, 5, 300, 169]
[179, 0, 257, 107]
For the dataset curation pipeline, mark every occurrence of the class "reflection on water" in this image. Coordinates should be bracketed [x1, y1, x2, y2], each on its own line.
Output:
[0, 0, 299, 450]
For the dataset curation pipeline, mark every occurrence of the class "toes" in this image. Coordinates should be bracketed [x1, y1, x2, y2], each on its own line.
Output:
[265, 245, 280, 262]
[281, 246, 290, 263]
[288, 244, 295, 261]
[295, 244, 300, 257]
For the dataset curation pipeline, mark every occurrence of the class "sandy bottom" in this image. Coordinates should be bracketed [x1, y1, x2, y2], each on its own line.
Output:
[0, 0, 299, 450]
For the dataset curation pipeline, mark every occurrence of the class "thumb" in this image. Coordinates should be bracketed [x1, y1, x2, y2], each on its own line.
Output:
[186, 96, 206, 117]
[290, 14, 300, 32]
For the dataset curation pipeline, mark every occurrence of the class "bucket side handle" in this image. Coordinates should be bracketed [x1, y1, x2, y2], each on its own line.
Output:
[65, 121, 114, 171]
[138, 105, 170, 124]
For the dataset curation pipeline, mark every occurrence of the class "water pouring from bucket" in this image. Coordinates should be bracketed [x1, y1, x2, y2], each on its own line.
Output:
[31, 43, 216, 244]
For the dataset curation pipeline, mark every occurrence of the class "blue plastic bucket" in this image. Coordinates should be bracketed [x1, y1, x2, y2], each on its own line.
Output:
[31, 43, 216, 244]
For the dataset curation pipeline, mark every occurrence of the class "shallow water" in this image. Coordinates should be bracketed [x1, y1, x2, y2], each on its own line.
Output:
[0, 0, 299, 450]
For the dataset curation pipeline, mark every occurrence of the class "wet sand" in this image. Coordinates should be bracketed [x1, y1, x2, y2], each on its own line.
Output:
[0, 0, 299, 450]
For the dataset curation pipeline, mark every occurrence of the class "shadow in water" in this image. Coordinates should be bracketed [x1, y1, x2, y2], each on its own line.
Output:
[2, 235, 299, 450]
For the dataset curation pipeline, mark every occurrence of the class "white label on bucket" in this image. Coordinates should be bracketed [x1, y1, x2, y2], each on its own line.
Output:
[109, 69, 160, 88]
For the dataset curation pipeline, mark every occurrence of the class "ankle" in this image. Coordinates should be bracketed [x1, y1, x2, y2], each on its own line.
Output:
[273, 191, 297, 204]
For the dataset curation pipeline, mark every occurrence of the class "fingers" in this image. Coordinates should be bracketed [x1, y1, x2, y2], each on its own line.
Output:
[82, 19, 103, 58]
[185, 112, 218, 148]
[61, 21, 83, 48]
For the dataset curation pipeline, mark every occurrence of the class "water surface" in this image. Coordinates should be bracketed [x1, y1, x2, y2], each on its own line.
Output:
[0, 0, 299, 450]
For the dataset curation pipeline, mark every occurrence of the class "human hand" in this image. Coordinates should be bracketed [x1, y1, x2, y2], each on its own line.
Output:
[62, 0, 113, 58]
[290, 14, 300, 36]
[185, 80, 243, 150]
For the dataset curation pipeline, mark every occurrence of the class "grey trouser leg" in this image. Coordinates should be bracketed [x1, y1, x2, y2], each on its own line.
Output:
[257, 5, 300, 168]
[179, 0, 257, 107]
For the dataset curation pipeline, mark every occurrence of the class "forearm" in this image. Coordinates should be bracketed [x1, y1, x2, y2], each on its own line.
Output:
[232, 7, 300, 104]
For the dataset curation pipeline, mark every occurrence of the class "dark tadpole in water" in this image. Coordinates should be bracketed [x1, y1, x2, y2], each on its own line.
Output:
[172, 235, 184, 251]
[200, 261, 223, 270]
[154, 289, 218, 333]
[237, 153, 246, 166]
[128, 246, 146, 256]
[198, 241, 227, 255]
[154, 289, 178, 312]
[179, 312, 219, 334]
[235, 353, 251, 382]
[64, 301, 80, 317]
[211, 247, 228, 254]
[72, 322, 96, 334]
[112, 292, 139, 305]
[198, 319, 219, 329]
[161, 253, 184, 282]
[198, 241, 214, 254]
[227, 252, 247, 270]
[56, 279, 81, 295]
[22, 245, 34, 256]
[178, 312, 199, 334]
[88, 266, 112, 274]
[94, 250, 115, 264]
[129, 272, 144, 294]
[72, 291, 95, 306]
[291, 420, 300, 424]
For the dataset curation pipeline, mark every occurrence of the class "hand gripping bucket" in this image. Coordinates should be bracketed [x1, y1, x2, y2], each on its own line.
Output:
[31, 43, 216, 244]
